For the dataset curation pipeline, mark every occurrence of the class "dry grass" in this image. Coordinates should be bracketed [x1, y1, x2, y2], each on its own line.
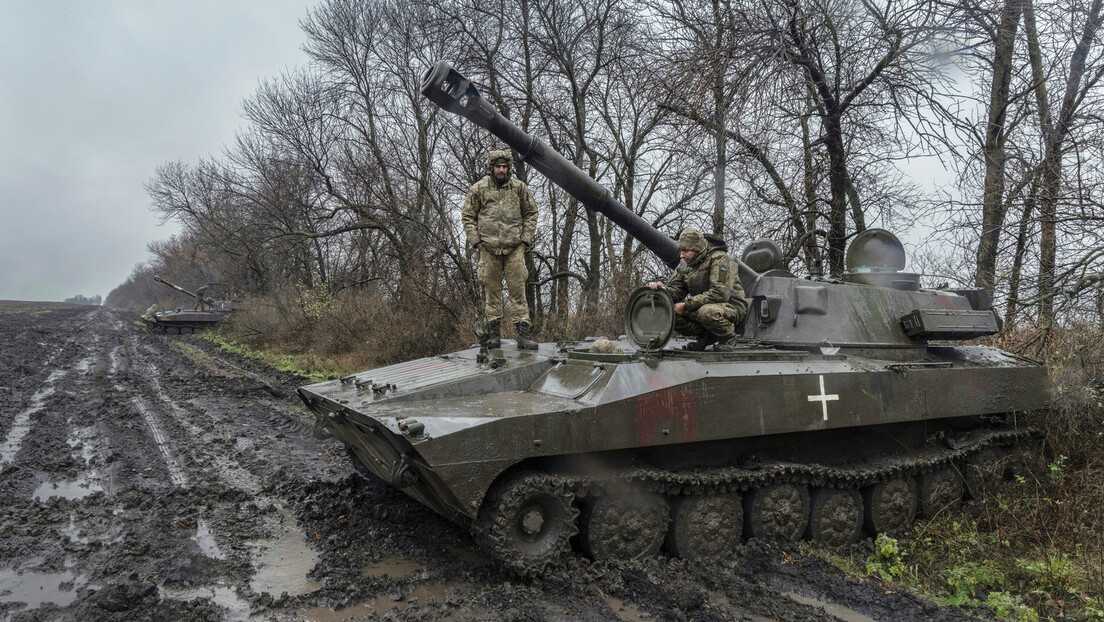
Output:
[217, 284, 482, 375]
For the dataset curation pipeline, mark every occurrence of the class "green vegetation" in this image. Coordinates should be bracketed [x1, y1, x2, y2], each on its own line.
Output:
[200, 332, 345, 383]
[827, 327, 1104, 621]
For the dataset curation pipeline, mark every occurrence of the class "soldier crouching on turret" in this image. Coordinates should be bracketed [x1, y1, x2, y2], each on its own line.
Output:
[462, 150, 540, 350]
[649, 228, 749, 352]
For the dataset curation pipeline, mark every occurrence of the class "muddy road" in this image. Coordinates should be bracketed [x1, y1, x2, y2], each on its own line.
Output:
[0, 302, 982, 621]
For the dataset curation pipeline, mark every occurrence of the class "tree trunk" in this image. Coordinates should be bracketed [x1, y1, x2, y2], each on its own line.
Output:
[976, 0, 1024, 293]
[1024, 0, 1103, 322]
[1005, 192, 1035, 329]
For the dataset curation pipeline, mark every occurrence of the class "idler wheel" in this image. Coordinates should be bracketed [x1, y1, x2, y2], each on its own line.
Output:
[807, 487, 862, 547]
[666, 494, 743, 561]
[964, 446, 1005, 500]
[863, 476, 917, 535]
[580, 490, 668, 561]
[476, 472, 578, 573]
[917, 465, 964, 517]
[744, 483, 809, 542]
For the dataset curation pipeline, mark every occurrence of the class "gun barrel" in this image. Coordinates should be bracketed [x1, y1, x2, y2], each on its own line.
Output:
[421, 61, 680, 269]
[153, 275, 198, 300]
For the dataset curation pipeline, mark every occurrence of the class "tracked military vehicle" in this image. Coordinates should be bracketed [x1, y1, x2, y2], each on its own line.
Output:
[297, 61, 1050, 573]
[142, 276, 236, 334]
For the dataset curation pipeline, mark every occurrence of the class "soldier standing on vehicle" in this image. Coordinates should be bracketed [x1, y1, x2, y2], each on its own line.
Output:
[462, 150, 539, 350]
[648, 228, 749, 352]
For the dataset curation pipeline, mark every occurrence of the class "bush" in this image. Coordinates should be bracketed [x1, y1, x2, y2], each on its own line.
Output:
[218, 283, 481, 375]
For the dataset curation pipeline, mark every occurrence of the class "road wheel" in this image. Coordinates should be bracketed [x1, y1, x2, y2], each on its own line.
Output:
[744, 483, 809, 542]
[475, 472, 578, 574]
[863, 475, 917, 535]
[580, 489, 668, 561]
[918, 465, 964, 517]
[666, 494, 743, 560]
[808, 487, 862, 547]
[964, 446, 1005, 500]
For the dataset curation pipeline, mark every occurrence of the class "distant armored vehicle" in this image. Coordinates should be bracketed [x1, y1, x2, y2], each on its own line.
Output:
[297, 62, 1050, 573]
[142, 275, 235, 334]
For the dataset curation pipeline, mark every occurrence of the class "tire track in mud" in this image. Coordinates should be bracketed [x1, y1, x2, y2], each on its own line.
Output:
[129, 397, 189, 488]
[0, 370, 65, 467]
[115, 330, 329, 608]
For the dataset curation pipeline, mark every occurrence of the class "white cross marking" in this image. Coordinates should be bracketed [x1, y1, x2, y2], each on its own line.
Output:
[807, 374, 839, 421]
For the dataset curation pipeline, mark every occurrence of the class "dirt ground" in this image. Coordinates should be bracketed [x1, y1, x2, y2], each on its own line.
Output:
[0, 302, 986, 621]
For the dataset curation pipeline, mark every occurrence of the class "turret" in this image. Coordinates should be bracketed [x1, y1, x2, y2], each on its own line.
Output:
[421, 61, 1001, 349]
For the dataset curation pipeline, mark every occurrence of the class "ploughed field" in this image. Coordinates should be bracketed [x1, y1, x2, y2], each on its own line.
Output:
[0, 301, 984, 621]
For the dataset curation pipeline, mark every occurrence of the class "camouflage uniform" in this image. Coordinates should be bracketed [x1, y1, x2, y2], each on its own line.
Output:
[665, 229, 749, 342]
[462, 150, 538, 326]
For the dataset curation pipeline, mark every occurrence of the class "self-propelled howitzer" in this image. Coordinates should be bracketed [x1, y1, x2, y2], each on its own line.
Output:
[296, 61, 1050, 573]
[142, 275, 235, 334]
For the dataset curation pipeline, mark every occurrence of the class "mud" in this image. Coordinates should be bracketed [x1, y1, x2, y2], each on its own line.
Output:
[0, 302, 984, 621]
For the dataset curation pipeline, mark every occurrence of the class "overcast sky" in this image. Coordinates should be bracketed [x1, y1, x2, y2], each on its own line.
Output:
[0, 1, 319, 302]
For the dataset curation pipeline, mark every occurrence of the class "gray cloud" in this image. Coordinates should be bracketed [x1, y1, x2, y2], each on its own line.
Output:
[0, 1, 316, 301]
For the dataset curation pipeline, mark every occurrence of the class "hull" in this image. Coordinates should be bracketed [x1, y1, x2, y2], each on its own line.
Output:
[144, 310, 231, 333]
[298, 339, 1047, 525]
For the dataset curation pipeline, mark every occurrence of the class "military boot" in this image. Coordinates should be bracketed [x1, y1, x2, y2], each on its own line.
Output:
[516, 322, 538, 350]
[711, 333, 739, 352]
[685, 333, 717, 351]
[484, 319, 502, 349]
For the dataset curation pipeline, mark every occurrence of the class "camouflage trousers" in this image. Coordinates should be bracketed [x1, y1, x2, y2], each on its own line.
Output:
[479, 244, 531, 325]
[674, 302, 744, 338]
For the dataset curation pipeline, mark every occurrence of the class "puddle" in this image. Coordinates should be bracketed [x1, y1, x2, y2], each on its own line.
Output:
[361, 555, 426, 580]
[108, 345, 123, 375]
[0, 568, 81, 609]
[604, 594, 653, 621]
[32, 422, 106, 502]
[193, 518, 226, 560]
[248, 506, 321, 597]
[61, 513, 91, 545]
[75, 354, 96, 373]
[297, 582, 461, 621]
[33, 474, 104, 501]
[1, 386, 57, 466]
[45, 369, 68, 384]
[161, 584, 252, 619]
[784, 591, 877, 622]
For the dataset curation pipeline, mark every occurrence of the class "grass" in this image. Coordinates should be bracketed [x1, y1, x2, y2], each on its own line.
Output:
[200, 332, 346, 383]
[823, 325, 1104, 621]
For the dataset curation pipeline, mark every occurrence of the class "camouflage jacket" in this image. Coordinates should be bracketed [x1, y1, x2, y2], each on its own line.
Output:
[665, 246, 749, 316]
[461, 176, 538, 255]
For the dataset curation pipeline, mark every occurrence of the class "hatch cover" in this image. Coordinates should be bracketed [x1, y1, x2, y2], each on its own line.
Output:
[624, 286, 674, 353]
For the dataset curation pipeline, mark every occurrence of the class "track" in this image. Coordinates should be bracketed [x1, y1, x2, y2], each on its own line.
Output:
[0, 302, 989, 621]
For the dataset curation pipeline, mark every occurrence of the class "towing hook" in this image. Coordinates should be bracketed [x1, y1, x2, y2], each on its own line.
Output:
[398, 419, 425, 437]
[392, 458, 420, 488]
[311, 418, 332, 441]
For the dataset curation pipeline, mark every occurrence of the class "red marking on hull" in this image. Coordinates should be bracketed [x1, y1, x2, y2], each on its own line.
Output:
[635, 388, 697, 445]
